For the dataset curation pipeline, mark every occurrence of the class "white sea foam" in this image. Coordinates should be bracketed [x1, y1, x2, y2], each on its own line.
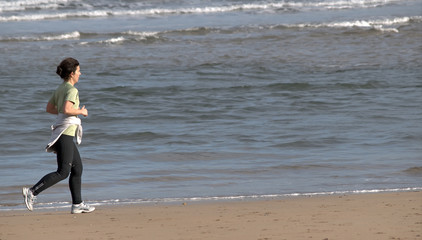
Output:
[0, 0, 76, 12]
[79, 31, 159, 45]
[1, 15, 418, 44]
[161, 187, 422, 202]
[287, 16, 421, 32]
[2, 187, 420, 211]
[0, 31, 80, 42]
[0, 10, 109, 22]
[42, 31, 81, 41]
[124, 31, 160, 39]
[101, 37, 126, 44]
[0, 0, 414, 22]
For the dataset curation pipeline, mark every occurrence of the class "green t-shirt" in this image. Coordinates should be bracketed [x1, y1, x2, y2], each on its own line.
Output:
[48, 81, 80, 136]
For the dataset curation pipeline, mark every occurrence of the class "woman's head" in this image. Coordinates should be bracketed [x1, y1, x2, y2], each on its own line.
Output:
[56, 58, 80, 81]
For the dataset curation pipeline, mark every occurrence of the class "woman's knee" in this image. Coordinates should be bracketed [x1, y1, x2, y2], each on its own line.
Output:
[71, 165, 83, 177]
[56, 166, 71, 180]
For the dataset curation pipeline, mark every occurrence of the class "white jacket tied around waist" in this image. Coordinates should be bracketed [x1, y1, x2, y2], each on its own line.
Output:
[45, 113, 83, 153]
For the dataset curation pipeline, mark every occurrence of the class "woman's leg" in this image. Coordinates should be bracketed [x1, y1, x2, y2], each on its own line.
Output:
[68, 141, 95, 214]
[31, 135, 74, 196]
[69, 141, 83, 204]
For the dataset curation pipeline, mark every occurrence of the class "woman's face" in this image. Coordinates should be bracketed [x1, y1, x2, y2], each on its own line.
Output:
[71, 66, 81, 83]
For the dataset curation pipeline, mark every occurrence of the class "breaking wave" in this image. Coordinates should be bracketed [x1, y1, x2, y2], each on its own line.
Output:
[0, 0, 413, 22]
[2, 15, 419, 44]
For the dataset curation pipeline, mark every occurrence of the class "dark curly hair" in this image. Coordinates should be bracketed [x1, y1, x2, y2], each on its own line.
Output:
[56, 58, 79, 81]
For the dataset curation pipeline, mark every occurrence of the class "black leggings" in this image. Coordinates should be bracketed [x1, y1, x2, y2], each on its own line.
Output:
[31, 134, 83, 204]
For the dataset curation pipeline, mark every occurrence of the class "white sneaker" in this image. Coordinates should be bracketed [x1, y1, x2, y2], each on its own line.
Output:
[22, 187, 36, 211]
[71, 202, 95, 214]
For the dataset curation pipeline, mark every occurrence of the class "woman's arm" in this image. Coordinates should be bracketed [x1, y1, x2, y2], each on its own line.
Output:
[46, 102, 58, 115]
[63, 100, 88, 117]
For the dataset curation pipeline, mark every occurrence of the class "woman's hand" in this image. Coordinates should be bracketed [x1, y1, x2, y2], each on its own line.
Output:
[79, 105, 88, 117]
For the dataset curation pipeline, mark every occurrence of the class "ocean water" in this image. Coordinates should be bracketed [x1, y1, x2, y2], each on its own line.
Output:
[0, 0, 421, 211]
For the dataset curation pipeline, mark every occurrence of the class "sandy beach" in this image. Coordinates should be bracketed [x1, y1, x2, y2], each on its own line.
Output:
[1, 191, 421, 240]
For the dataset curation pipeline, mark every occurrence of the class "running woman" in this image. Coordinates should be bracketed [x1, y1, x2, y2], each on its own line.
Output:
[22, 57, 95, 214]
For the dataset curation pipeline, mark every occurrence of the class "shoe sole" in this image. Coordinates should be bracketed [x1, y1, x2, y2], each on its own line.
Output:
[71, 206, 95, 214]
[71, 209, 95, 214]
[22, 188, 33, 211]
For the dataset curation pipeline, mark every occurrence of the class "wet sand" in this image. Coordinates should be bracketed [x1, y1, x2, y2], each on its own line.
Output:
[1, 191, 421, 240]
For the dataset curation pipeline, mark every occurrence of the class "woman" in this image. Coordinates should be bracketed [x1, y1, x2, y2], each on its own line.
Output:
[22, 58, 95, 214]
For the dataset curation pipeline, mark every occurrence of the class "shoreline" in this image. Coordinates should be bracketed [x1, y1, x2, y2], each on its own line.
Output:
[1, 191, 421, 240]
[3, 187, 421, 212]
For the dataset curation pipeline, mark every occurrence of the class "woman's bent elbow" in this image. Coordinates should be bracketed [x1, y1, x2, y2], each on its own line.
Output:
[46, 103, 58, 114]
